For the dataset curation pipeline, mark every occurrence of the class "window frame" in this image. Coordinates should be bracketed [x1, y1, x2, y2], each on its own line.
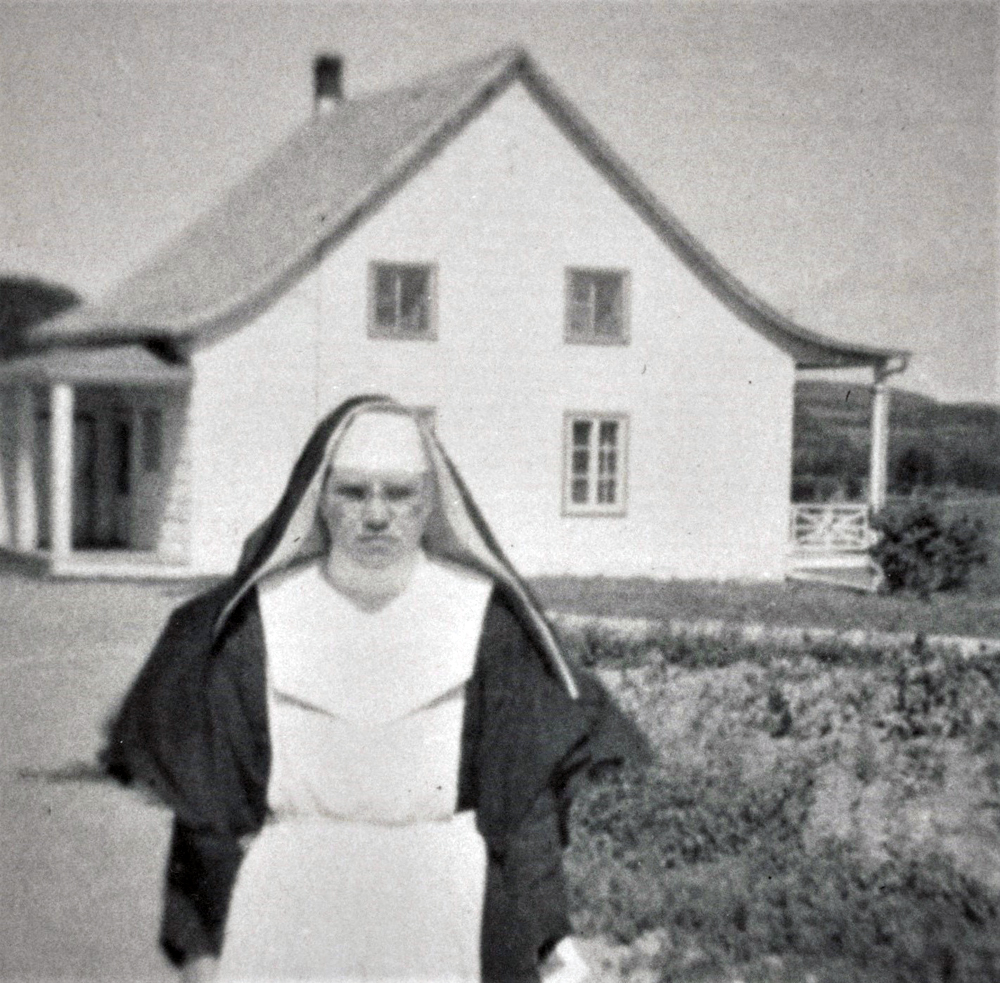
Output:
[368, 261, 438, 340]
[562, 411, 629, 517]
[564, 267, 630, 345]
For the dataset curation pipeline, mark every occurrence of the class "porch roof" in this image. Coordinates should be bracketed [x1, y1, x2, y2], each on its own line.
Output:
[0, 344, 190, 387]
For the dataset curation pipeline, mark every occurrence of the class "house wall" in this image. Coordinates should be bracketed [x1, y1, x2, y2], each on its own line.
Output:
[128, 390, 191, 560]
[187, 269, 321, 573]
[0, 387, 14, 547]
[314, 81, 795, 579]
[186, 81, 795, 578]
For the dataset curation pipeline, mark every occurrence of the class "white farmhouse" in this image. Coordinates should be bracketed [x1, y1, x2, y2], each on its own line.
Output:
[0, 49, 906, 580]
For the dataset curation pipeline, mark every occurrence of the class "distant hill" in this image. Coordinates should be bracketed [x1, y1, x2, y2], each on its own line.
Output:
[794, 379, 1000, 501]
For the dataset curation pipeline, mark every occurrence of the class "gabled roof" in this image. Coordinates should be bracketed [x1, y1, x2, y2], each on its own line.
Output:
[29, 47, 907, 373]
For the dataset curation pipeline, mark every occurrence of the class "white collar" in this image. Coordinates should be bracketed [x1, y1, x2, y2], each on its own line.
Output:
[258, 556, 493, 724]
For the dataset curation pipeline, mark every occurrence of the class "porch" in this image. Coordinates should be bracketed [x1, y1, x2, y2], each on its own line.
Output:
[785, 358, 907, 589]
[0, 345, 192, 577]
[787, 501, 882, 590]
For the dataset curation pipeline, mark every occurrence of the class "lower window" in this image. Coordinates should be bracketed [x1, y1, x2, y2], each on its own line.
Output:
[563, 412, 628, 515]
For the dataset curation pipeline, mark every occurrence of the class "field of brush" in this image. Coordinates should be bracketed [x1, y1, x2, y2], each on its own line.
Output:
[561, 621, 1000, 983]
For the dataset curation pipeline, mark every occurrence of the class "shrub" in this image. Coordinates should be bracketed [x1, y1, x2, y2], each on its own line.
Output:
[569, 621, 642, 668]
[734, 841, 1000, 983]
[562, 620, 760, 671]
[870, 501, 988, 597]
[566, 641, 1000, 981]
[879, 640, 1000, 748]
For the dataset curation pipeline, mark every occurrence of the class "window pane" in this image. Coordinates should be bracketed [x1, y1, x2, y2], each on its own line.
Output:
[570, 418, 592, 504]
[398, 268, 429, 334]
[374, 269, 397, 326]
[373, 265, 432, 334]
[569, 273, 592, 305]
[567, 414, 625, 512]
[568, 272, 595, 336]
[568, 301, 591, 336]
[593, 277, 621, 337]
[567, 271, 624, 339]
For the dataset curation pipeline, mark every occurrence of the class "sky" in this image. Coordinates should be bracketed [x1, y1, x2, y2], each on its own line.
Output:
[0, 0, 996, 403]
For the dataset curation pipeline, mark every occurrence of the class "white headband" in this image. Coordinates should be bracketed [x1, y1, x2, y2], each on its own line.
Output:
[331, 411, 428, 473]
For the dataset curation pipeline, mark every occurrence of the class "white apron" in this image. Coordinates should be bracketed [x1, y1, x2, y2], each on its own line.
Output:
[217, 557, 492, 983]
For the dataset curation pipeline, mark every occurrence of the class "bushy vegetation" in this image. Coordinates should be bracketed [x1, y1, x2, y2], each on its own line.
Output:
[871, 501, 988, 598]
[566, 625, 1000, 982]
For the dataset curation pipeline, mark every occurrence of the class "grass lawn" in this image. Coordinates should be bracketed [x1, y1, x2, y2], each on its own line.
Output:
[532, 575, 1000, 639]
[533, 493, 1000, 641]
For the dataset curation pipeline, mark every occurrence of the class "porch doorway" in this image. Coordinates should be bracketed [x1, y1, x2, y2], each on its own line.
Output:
[108, 413, 133, 548]
[38, 406, 137, 550]
[72, 414, 98, 547]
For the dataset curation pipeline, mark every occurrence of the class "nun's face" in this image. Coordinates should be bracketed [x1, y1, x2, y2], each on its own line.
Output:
[319, 466, 433, 569]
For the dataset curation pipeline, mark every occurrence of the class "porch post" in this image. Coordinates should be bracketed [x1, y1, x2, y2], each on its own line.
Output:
[14, 384, 38, 550]
[49, 381, 74, 562]
[869, 371, 891, 513]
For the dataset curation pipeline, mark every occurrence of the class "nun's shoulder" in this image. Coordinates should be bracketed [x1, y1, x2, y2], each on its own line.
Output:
[480, 587, 526, 640]
[477, 589, 574, 691]
[165, 580, 232, 627]
[153, 578, 247, 656]
[478, 588, 543, 661]
[476, 589, 653, 764]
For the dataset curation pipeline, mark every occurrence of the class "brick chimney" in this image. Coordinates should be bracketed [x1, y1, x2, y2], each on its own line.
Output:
[314, 54, 343, 114]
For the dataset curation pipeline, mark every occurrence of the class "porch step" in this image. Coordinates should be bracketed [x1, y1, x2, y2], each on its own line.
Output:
[789, 550, 872, 570]
[787, 563, 883, 593]
[51, 549, 195, 580]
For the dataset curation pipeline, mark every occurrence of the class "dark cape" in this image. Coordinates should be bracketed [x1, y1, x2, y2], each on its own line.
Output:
[102, 397, 651, 982]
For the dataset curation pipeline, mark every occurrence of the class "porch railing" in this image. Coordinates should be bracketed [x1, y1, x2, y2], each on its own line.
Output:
[789, 503, 874, 554]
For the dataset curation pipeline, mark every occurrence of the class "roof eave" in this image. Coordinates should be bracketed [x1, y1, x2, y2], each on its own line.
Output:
[515, 57, 909, 376]
[0, 344, 192, 387]
[794, 347, 911, 375]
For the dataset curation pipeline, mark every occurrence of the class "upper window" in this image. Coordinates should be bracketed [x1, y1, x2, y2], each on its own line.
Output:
[369, 262, 436, 339]
[565, 268, 629, 344]
[563, 412, 628, 515]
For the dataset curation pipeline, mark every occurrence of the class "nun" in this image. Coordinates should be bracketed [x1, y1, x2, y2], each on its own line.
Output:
[103, 395, 649, 983]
